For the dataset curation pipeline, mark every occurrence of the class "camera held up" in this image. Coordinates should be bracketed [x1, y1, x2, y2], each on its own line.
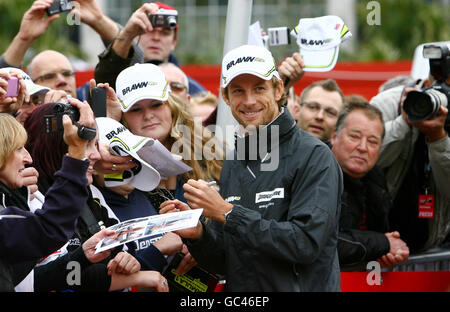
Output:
[404, 43, 450, 124]
[44, 102, 96, 141]
[148, 8, 178, 29]
[46, 0, 74, 16]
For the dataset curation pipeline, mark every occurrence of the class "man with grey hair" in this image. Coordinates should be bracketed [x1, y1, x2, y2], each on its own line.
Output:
[331, 100, 410, 270]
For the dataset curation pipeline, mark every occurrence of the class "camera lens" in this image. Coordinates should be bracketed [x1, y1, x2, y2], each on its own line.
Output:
[167, 16, 177, 29]
[404, 89, 445, 122]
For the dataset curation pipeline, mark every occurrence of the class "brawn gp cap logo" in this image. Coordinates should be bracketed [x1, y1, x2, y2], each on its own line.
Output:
[122, 81, 158, 96]
[226, 56, 265, 71]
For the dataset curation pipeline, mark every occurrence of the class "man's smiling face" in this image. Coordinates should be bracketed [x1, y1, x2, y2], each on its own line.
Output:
[222, 74, 283, 129]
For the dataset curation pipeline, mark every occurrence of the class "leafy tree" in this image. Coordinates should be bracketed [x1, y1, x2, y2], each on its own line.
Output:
[0, 0, 84, 66]
[352, 0, 450, 61]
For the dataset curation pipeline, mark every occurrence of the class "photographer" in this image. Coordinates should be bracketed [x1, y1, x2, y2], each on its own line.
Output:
[369, 43, 450, 252]
[94, 2, 206, 95]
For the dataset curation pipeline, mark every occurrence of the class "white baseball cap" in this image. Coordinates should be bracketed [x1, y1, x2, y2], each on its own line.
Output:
[221, 44, 280, 87]
[291, 15, 352, 72]
[115, 63, 171, 112]
[96, 117, 161, 192]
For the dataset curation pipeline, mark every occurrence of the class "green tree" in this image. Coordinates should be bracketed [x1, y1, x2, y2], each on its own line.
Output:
[0, 0, 84, 66]
[353, 0, 450, 61]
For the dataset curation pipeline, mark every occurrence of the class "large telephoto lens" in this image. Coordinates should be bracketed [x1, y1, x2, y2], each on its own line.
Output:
[403, 89, 446, 122]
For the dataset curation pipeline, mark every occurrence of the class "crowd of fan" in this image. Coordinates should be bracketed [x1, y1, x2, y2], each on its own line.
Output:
[0, 0, 448, 292]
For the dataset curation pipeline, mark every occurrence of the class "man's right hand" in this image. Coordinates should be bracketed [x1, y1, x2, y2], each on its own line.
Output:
[159, 199, 204, 240]
[63, 98, 96, 159]
[112, 3, 159, 58]
[95, 142, 137, 175]
[17, 0, 60, 42]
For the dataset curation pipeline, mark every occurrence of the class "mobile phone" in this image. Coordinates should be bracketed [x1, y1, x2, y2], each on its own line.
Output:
[89, 87, 107, 117]
[5, 77, 19, 97]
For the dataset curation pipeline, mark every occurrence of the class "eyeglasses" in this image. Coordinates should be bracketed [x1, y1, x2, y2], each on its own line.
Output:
[34, 70, 75, 83]
[170, 81, 187, 93]
[301, 101, 339, 118]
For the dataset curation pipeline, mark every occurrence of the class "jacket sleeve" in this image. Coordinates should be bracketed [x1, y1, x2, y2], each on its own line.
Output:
[370, 86, 413, 168]
[428, 135, 450, 197]
[94, 43, 136, 90]
[338, 229, 390, 266]
[33, 246, 94, 291]
[0, 54, 20, 69]
[184, 219, 227, 275]
[0, 156, 88, 262]
[224, 144, 342, 265]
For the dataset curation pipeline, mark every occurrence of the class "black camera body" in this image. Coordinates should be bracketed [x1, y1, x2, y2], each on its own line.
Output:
[148, 8, 178, 29]
[45, 102, 80, 133]
[45, 102, 96, 141]
[46, 0, 74, 16]
[404, 43, 450, 123]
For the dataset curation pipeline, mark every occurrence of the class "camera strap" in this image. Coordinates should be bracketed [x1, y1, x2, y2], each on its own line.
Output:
[74, 121, 97, 141]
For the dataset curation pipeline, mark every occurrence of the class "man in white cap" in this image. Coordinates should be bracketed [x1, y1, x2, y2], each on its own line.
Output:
[160, 44, 343, 291]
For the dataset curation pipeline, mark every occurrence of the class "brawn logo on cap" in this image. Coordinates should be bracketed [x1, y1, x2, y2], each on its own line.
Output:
[122, 81, 158, 96]
[221, 45, 280, 88]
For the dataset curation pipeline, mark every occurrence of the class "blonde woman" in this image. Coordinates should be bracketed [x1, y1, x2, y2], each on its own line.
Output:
[94, 64, 224, 277]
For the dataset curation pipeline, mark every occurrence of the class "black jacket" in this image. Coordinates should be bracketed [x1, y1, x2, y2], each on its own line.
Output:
[186, 109, 343, 291]
[0, 156, 88, 291]
[338, 167, 391, 270]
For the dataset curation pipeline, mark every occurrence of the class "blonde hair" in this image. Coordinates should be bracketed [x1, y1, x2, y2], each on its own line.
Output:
[122, 93, 224, 182]
[0, 113, 28, 169]
[166, 93, 224, 182]
[190, 91, 218, 108]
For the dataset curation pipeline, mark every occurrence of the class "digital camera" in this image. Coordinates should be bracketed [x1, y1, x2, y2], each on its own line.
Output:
[404, 43, 450, 123]
[44, 102, 97, 140]
[46, 0, 74, 16]
[148, 8, 178, 29]
[44, 102, 80, 133]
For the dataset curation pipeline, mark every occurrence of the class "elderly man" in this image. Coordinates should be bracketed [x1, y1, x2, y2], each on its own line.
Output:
[331, 100, 410, 270]
[160, 45, 343, 292]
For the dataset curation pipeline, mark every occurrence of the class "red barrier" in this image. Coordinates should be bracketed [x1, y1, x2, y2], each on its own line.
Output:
[211, 271, 450, 292]
[341, 271, 450, 292]
[76, 60, 412, 101]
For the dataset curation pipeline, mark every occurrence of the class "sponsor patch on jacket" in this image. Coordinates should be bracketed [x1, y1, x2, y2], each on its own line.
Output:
[255, 188, 284, 203]
[225, 195, 241, 203]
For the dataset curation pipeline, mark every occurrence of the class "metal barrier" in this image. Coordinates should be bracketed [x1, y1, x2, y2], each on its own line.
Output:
[384, 247, 450, 272]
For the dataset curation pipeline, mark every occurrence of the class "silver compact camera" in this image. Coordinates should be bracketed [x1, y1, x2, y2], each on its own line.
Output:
[148, 8, 178, 29]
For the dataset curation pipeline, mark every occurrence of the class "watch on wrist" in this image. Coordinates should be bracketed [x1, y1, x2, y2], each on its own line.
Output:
[224, 209, 232, 222]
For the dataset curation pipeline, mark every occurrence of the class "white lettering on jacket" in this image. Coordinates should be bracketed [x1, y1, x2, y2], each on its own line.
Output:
[255, 188, 284, 203]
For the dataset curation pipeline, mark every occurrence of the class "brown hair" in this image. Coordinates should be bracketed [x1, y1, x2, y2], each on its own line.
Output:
[299, 79, 345, 106]
[122, 93, 224, 182]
